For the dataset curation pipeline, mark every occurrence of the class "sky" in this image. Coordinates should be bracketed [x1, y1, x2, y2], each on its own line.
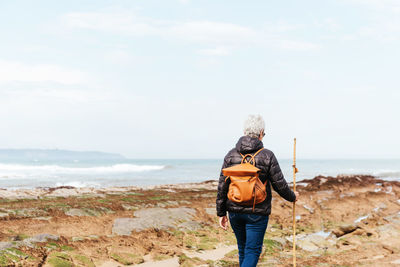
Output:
[0, 0, 399, 159]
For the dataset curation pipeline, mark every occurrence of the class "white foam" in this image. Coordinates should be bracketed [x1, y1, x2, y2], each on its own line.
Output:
[0, 163, 166, 178]
[374, 170, 400, 178]
[55, 181, 101, 188]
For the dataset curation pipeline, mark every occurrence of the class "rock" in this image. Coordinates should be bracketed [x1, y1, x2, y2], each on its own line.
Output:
[340, 192, 355, 198]
[33, 216, 52, 221]
[65, 208, 100, 216]
[372, 255, 384, 260]
[163, 189, 176, 193]
[286, 234, 306, 244]
[376, 224, 400, 240]
[303, 205, 314, 214]
[297, 239, 319, 252]
[305, 234, 332, 249]
[177, 221, 202, 231]
[22, 233, 59, 247]
[332, 224, 358, 237]
[13, 208, 48, 218]
[156, 202, 167, 208]
[65, 208, 89, 216]
[27, 233, 59, 243]
[269, 237, 287, 246]
[354, 214, 369, 223]
[391, 259, 400, 264]
[377, 202, 387, 209]
[346, 227, 376, 237]
[155, 201, 178, 208]
[286, 231, 335, 252]
[112, 207, 197, 235]
[205, 208, 215, 215]
[98, 207, 114, 214]
[72, 237, 84, 242]
[0, 242, 14, 251]
[121, 204, 136, 210]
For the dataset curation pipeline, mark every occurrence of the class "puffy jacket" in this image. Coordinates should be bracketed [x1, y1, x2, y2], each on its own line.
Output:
[216, 136, 295, 217]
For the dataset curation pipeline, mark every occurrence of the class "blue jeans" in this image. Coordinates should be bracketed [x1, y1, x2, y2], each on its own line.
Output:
[228, 212, 269, 267]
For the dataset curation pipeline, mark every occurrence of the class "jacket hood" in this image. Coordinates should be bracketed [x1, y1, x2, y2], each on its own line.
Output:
[235, 136, 264, 154]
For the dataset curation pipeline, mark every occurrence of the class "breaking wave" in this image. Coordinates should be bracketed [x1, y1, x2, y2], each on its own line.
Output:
[374, 170, 400, 179]
[0, 163, 166, 178]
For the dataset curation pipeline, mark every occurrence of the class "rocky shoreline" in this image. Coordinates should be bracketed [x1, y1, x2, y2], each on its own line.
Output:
[0, 175, 399, 266]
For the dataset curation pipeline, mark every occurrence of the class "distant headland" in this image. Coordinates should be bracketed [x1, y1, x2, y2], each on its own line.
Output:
[0, 149, 125, 161]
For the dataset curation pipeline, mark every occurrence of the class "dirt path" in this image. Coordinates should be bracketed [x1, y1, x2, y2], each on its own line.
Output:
[182, 244, 237, 261]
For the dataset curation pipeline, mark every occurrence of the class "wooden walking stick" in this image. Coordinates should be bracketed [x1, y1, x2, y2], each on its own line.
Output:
[292, 138, 298, 267]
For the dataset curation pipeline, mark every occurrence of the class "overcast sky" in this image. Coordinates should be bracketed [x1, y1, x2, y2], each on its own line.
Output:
[0, 0, 399, 159]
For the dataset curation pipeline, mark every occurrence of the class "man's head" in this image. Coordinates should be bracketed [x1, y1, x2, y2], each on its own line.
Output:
[243, 114, 265, 140]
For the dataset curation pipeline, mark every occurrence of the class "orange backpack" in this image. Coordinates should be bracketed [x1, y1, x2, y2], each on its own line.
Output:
[222, 148, 267, 211]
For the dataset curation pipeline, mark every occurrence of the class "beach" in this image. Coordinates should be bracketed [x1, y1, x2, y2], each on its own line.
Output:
[0, 174, 399, 266]
[2, 0, 399, 265]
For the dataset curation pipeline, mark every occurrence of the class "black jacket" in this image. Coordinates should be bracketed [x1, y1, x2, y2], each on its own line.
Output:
[216, 136, 296, 217]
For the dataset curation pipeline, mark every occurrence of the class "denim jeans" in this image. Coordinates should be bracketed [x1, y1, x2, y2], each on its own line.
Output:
[228, 211, 269, 267]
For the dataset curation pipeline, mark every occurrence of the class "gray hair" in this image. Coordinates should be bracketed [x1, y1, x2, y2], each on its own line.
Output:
[243, 114, 265, 138]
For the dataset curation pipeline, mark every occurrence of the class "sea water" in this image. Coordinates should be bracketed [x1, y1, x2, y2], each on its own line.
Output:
[0, 158, 399, 189]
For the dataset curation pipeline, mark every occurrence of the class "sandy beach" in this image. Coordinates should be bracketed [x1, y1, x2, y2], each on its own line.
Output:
[0, 175, 399, 266]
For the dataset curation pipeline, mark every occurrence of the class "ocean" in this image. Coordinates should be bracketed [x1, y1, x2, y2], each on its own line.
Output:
[0, 158, 399, 189]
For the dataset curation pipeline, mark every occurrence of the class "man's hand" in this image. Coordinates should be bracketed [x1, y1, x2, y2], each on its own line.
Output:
[219, 216, 228, 230]
[294, 191, 300, 202]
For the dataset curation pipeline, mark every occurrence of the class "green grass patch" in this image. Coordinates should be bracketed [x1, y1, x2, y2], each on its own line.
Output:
[47, 252, 73, 267]
[14, 233, 30, 240]
[61, 245, 74, 251]
[152, 254, 173, 261]
[148, 196, 170, 200]
[169, 229, 184, 238]
[224, 249, 238, 258]
[110, 253, 144, 265]
[5, 247, 29, 257]
[97, 199, 112, 203]
[125, 192, 145, 196]
[121, 197, 142, 203]
[197, 236, 218, 251]
[178, 254, 204, 267]
[2, 251, 20, 262]
[270, 223, 282, 229]
[73, 254, 95, 267]
[183, 236, 196, 249]
[46, 242, 60, 250]
[214, 259, 239, 267]
[0, 253, 12, 266]
[263, 239, 281, 253]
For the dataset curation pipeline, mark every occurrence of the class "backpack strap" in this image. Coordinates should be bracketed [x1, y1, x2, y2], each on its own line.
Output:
[240, 148, 264, 165]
